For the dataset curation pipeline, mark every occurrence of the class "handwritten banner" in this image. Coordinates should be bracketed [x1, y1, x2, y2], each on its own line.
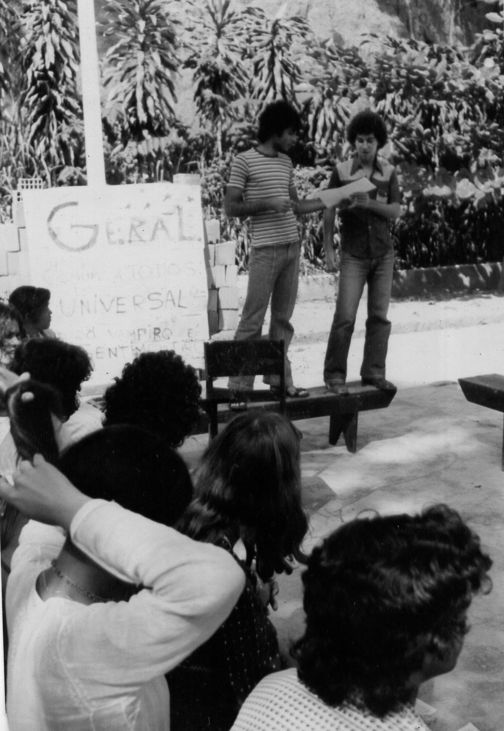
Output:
[22, 183, 208, 384]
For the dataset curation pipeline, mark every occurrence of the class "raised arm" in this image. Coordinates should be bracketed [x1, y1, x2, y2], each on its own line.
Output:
[1, 456, 246, 688]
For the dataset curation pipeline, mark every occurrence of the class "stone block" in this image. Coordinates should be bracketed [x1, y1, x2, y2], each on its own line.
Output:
[225, 265, 238, 286]
[217, 287, 239, 310]
[215, 241, 235, 266]
[218, 309, 239, 330]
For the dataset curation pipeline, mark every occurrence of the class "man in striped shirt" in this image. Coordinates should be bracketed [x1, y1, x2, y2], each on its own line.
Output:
[224, 100, 324, 399]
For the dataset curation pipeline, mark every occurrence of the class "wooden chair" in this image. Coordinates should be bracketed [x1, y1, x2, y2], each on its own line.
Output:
[202, 339, 286, 438]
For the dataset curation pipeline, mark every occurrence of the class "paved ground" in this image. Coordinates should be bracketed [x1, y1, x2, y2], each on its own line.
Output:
[181, 290, 504, 731]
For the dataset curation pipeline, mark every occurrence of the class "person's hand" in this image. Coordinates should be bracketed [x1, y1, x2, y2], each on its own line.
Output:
[338, 196, 352, 210]
[256, 577, 279, 611]
[0, 454, 90, 529]
[269, 198, 292, 214]
[349, 192, 370, 209]
[0, 366, 31, 397]
[325, 246, 338, 273]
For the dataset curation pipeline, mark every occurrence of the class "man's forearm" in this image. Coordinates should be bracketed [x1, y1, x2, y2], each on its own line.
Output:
[293, 198, 325, 215]
[225, 199, 281, 217]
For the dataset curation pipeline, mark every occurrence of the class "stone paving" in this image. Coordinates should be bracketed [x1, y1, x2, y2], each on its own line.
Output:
[182, 380, 504, 731]
[181, 292, 504, 731]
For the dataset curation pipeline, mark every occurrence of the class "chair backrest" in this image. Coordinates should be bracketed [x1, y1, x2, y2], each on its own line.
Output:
[204, 339, 285, 388]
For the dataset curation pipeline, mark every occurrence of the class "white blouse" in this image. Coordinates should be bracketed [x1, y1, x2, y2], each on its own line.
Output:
[6, 500, 245, 730]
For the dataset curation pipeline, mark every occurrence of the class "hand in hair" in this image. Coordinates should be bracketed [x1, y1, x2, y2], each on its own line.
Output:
[0, 366, 32, 410]
[0, 454, 89, 528]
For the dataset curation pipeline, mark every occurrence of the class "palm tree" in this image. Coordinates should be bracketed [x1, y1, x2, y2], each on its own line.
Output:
[100, 0, 180, 142]
[247, 3, 311, 106]
[184, 0, 257, 158]
[19, 0, 82, 180]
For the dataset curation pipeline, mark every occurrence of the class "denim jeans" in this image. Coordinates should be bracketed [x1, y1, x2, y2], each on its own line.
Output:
[229, 241, 300, 390]
[324, 250, 394, 384]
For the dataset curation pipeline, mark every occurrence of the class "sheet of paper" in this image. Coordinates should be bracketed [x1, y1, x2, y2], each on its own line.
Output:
[313, 177, 376, 208]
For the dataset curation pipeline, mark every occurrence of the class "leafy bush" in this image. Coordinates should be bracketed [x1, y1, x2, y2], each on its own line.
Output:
[2, 0, 504, 274]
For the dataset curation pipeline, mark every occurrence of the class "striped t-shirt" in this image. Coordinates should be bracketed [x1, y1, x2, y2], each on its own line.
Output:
[227, 148, 298, 247]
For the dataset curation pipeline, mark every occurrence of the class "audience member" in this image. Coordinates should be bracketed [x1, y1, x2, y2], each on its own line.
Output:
[0, 303, 23, 369]
[0, 340, 101, 589]
[231, 504, 492, 730]
[11, 337, 102, 448]
[168, 411, 308, 730]
[103, 350, 201, 448]
[8, 285, 55, 339]
[0, 400, 245, 730]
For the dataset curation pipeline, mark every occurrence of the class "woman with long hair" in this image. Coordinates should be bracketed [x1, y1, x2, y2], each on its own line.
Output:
[168, 410, 308, 731]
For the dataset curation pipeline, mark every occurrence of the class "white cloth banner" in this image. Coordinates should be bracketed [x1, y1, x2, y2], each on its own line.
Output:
[22, 183, 208, 384]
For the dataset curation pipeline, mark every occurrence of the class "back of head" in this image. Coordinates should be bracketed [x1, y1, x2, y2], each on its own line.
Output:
[9, 286, 50, 321]
[180, 411, 307, 579]
[11, 338, 92, 419]
[257, 100, 301, 143]
[347, 109, 388, 148]
[58, 425, 193, 526]
[293, 504, 492, 717]
[103, 350, 201, 447]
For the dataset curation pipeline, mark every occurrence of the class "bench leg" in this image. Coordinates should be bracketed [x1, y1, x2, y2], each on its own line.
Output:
[207, 405, 218, 440]
[502, 414, 504, 471]
[329, 411, 358, 452]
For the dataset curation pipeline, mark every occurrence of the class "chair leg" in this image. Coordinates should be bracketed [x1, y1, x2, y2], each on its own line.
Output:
[329, 411, 358, 452]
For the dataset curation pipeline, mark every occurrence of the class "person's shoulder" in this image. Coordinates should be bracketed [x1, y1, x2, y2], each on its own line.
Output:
[236, 148, 259, 161]
[376, 155, 397, 176]
[253, 667, 299, 694]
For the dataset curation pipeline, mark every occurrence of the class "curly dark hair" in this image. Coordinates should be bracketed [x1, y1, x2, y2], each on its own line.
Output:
[178, 410, 307, 581]
[103, 350, 202, 448]
[257, 100, 301, 143]
[8, 286, 50, 322]
[347, 110, 388, 148]
[58, 425, 193, 528]
[11, 339, 93, 419]
[292, 504, 492, 718]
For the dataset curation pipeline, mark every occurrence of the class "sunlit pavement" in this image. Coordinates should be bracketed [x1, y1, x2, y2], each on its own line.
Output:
[180, 295, 504, 731]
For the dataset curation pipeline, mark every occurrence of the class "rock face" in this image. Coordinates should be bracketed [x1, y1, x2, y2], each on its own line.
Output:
[236, 0, 498, 47]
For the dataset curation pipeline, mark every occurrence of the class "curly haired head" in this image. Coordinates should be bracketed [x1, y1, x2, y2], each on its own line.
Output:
[8, 286, 50, 322]
[103, 350, 201, 448]
[179, 410, 307, 580]
[258, 100, 301, 143]
[293, 504, 492, 717]
[11, 339, 92, 420]
[347, 110, 388, 148]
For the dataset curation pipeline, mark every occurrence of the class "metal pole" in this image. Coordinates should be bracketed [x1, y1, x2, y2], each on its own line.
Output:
[77, 0, 106, 188]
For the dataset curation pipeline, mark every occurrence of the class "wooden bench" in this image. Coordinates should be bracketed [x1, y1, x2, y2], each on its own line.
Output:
[198, 381, 397, 452]
[459, 374, 504, 469]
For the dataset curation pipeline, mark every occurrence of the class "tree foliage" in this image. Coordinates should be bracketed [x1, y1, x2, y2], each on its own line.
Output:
[20, 0, 82, 171]
[1, 0, 504, 271]
[100, 0, 180, 141]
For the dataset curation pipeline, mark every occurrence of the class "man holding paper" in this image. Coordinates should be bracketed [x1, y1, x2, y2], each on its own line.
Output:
[322, 110, 401, 394]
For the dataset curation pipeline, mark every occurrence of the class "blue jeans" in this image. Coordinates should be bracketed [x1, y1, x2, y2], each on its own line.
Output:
[229, 242, 300, 390]
[324, 250, 394, 384]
